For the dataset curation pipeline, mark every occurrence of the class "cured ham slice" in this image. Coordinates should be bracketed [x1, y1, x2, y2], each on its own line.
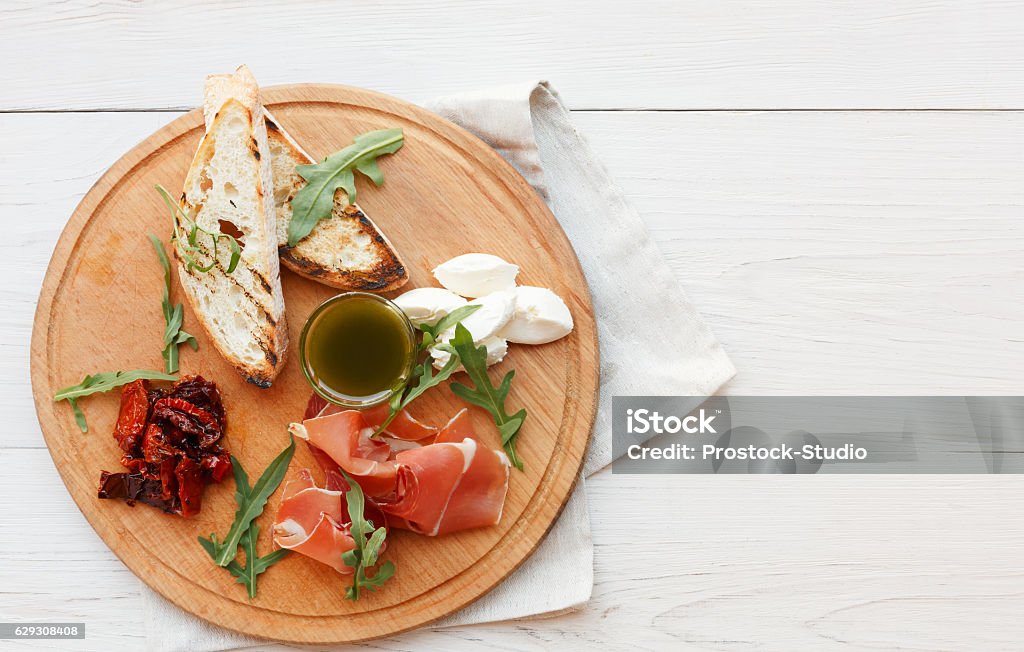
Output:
[362, 403, 439, 441]
[290, 396, 510, 536]
[384, 410, 510, 536]
[272, 470, 354, 574]
[309, 397, 437, 441]
[289, 411, 398, 497]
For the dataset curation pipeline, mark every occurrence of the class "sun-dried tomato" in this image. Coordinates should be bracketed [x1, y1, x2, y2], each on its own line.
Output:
[200, 446, 233, 483]
[114, 380, 150, 454]
[168, 375, 225, 426]
[152, 397, 221, 448]
[174, 456, 205, 518]
[98, 471, 179, 514]
[142, 423, 178, 465]
[98, 376, 231, 518]
[119, 454, 148, 476]
[159, 458, 178, 503]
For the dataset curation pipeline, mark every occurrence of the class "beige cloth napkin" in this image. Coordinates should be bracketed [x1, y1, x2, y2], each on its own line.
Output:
[141, 81, 735, 651]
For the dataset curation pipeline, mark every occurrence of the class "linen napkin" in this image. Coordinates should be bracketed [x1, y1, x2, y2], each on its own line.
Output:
[141, 81, 735, 651]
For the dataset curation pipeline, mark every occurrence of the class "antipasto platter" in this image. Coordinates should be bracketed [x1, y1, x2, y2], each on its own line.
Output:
[30, 68, 597, 644]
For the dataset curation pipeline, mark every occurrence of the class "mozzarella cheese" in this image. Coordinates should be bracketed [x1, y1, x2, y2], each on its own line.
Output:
[498, 286, 574, 344]
[393, 287, 467, 326]
[431, 336, 508, 370]
[432, 253, 519, 298]
[429, 291, 515, 370]
[459, 290, 515, 341]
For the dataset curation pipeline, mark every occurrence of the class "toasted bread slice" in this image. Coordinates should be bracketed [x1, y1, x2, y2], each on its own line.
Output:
[261, 110, 409, 292]
[176, 65, 287, 387]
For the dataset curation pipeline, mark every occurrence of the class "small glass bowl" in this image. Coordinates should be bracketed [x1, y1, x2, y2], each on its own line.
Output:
[298, 292, 417, 409]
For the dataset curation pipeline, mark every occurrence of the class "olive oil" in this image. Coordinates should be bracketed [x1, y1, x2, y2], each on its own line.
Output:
[300, 293, 415, 405]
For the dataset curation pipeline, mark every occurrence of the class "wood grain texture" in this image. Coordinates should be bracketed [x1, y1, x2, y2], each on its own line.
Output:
[5, 1, 1024, 111]
[3, 102, 1024, 648]
[27, 85, 598, 643]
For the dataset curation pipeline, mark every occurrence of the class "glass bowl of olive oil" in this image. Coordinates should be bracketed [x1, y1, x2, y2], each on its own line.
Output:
[299, 292, 417, 408]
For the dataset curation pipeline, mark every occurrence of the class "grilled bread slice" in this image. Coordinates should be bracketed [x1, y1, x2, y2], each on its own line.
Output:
[204, 70, 407, 291]
[176, 65, 287, 387]
[262, 110, 408, 292]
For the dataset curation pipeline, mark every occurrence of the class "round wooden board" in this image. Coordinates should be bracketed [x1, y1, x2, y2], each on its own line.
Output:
[30, 84, 598, 644]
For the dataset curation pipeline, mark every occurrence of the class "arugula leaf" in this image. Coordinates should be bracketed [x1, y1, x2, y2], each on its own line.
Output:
[53, 370, 178, 433]
[448, 324, 527, 470]
[155, 185, 242, 274]
[200, 436, 296, 567]
[370, 304, 481, 437]
[200, 447, 292, 598]
[416, 304, 481, 349]
[227, 524, 291, 598]
[287, 128, 404, 247]
[339, 470, 395, 600]
[149, 234, 198, 373]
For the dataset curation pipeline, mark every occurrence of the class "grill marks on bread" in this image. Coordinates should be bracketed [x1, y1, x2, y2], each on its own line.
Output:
[174, 66, 288, 387]
[263, 109, 409, 292]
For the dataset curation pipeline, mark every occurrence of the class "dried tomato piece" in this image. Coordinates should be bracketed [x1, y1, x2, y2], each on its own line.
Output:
[175, 457, 205, 518]
[99, 376, 230, 518]
[141, 423, 180, 465]
[152, 397, 221, 448]
[159, 458, 178, 502]
[200, 447, 233, 483]
[170, 376, 225, 426]
[119, 454, 148, 476]
[114, 380, 150, 454]
[98, 471, 180, 514]
[147, 385, 168, 408]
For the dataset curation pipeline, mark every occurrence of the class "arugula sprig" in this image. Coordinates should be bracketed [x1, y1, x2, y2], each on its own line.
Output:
[287, 128, 404, 247]
[155, 184, 242, 274]
[148, 234, 198, 373]
[53, 370, 178, 433]
[371, 304, 481, 437]
[447, 324, 528, 471]
[225, 523, 289, 598]
[200, 436, 295, 571]
[199, 446, 294, 598]
[417, 304, 481, 351]
[339, 470, 394, 601]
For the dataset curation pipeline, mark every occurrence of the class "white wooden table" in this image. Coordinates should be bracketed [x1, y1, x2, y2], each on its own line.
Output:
[3, 2, 1023, 650]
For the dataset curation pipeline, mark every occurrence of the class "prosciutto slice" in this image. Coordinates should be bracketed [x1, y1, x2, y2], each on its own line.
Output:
[289, 400, 510, 536]
[272, 469, 354, 574]
[384, 410, 510, 536]
[289, 411, 398, 497]
[362, 404, 439, 441]
[309, 397, 437, 441]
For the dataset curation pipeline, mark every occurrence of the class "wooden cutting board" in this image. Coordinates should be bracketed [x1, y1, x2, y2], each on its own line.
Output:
[29, 84, 598, 644]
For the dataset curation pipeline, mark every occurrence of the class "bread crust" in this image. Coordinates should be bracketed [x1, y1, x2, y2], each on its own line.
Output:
[263, 110, 409, 292]
[175, 66, 288, 387]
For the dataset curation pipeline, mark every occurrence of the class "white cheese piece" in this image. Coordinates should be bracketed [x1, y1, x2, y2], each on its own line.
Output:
[392, 287, 467, 326]
[431, 336, 509, 370]
[432, 253, 519, 298]
[429, 291, 515, 370]
[458, 290, 515, 341]
[498, 286, 574, 345]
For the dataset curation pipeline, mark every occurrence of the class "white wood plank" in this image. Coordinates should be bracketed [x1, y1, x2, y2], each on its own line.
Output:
[4, 1, 1024, 110]
[3, 448, 1024, 650]
[4, 110, 1022, 448]
[0, 112, 179, 450]
[571, 109, 1024, 394]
